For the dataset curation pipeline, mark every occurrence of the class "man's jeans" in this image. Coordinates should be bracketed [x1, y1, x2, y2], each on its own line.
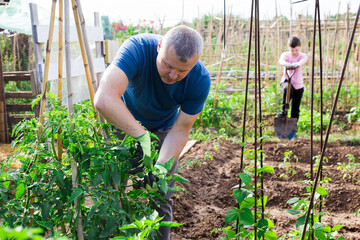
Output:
[115, 128, 176, 240]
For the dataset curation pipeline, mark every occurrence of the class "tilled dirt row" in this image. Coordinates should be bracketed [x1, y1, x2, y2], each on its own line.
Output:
[171, 138, 360, 240]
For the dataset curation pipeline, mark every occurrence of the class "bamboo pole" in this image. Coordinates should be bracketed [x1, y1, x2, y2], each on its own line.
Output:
[74, 0, 98, 91]
[265, 26, 269, 83]
[276, 17, 281, 87]
[58, 0, 63, 103]
[29, 0, 57, 228]
[212, 30, 226, 124]
[39, 0, 57, 127]
[57, 0, 64, 165]
[70, 0, 96, 111]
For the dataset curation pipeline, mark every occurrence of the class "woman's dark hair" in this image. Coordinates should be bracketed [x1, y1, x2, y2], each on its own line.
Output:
[288, 36, 301, 48]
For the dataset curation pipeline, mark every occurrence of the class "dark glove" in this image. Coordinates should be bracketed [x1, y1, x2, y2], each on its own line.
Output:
[128, 142, 145, 174]
[133, 171, 157, 190]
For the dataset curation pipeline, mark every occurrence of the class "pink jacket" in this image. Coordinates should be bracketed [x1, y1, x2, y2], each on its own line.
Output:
[280, 51, 307, 89]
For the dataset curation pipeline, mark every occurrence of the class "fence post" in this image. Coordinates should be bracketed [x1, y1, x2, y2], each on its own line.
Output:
[0, 43, 9, 143]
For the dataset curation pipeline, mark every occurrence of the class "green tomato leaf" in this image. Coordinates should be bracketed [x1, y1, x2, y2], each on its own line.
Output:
[41, 201, 51, 221]
[119, 223, 137, 230]
[172, 173, 189, 183]
[90, 173, 102, 187]
[159, 221, 183, 227]
[164, 157, 174, 170]
[158, 179, 169, 195]
[102, 169, 111, 188]
[36, 220, 53, 229]
[143, 155, 153, 170]
[16, 183, 26, 199]
[67, 188, 83, 203]
[111, 169, 121, 186]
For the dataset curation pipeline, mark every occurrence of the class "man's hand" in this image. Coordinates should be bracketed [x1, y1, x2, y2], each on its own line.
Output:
[136, 131, 151, 158]
[128, 131, 153, 174]
[133, 163, 169, 191]
[128, 143, 145, 174]
[153, 163, 167, 177]
[133, 171, 157, 190]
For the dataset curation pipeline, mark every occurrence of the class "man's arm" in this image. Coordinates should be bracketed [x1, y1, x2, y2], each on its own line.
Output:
[156, 110, 199, 166]
[94, 64, 146, 138]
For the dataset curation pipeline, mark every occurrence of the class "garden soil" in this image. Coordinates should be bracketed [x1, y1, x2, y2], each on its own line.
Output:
[1, 137, 360, 239]
[170, 138, 360, 240]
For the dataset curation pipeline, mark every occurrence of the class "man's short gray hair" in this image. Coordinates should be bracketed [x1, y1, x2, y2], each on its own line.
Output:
[162, 25, 203, 62]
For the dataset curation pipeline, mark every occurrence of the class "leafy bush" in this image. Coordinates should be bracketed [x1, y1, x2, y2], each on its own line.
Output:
[0, 94, 185, 239]
[298, 108, 330, 133]
[346, 104, 360, 123]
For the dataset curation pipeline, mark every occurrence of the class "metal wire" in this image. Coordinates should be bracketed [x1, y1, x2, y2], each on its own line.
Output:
[236, 0, 254, 235]
[253, 0, 259, 238]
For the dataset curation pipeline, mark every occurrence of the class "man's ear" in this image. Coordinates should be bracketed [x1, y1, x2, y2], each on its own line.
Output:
[157, 40, 162, 52]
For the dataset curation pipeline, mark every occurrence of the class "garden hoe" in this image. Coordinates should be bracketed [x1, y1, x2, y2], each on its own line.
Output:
[274, 65, 299, 140]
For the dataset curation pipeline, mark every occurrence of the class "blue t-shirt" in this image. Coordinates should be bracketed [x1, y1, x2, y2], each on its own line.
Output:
[112, 33, 211, 132]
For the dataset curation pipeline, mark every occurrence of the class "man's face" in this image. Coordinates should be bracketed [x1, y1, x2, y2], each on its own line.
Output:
[290, 46, 301, 57]
[156, 40, 199, 84]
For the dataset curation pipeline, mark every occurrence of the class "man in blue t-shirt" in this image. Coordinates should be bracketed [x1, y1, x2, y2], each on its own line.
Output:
[94, 25, 211, 240]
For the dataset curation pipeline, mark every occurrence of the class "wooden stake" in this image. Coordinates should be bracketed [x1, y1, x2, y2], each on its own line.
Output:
[65, 0, 84, 238]
[330, 3, 340, 102]
[0, 42, 9, 143]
